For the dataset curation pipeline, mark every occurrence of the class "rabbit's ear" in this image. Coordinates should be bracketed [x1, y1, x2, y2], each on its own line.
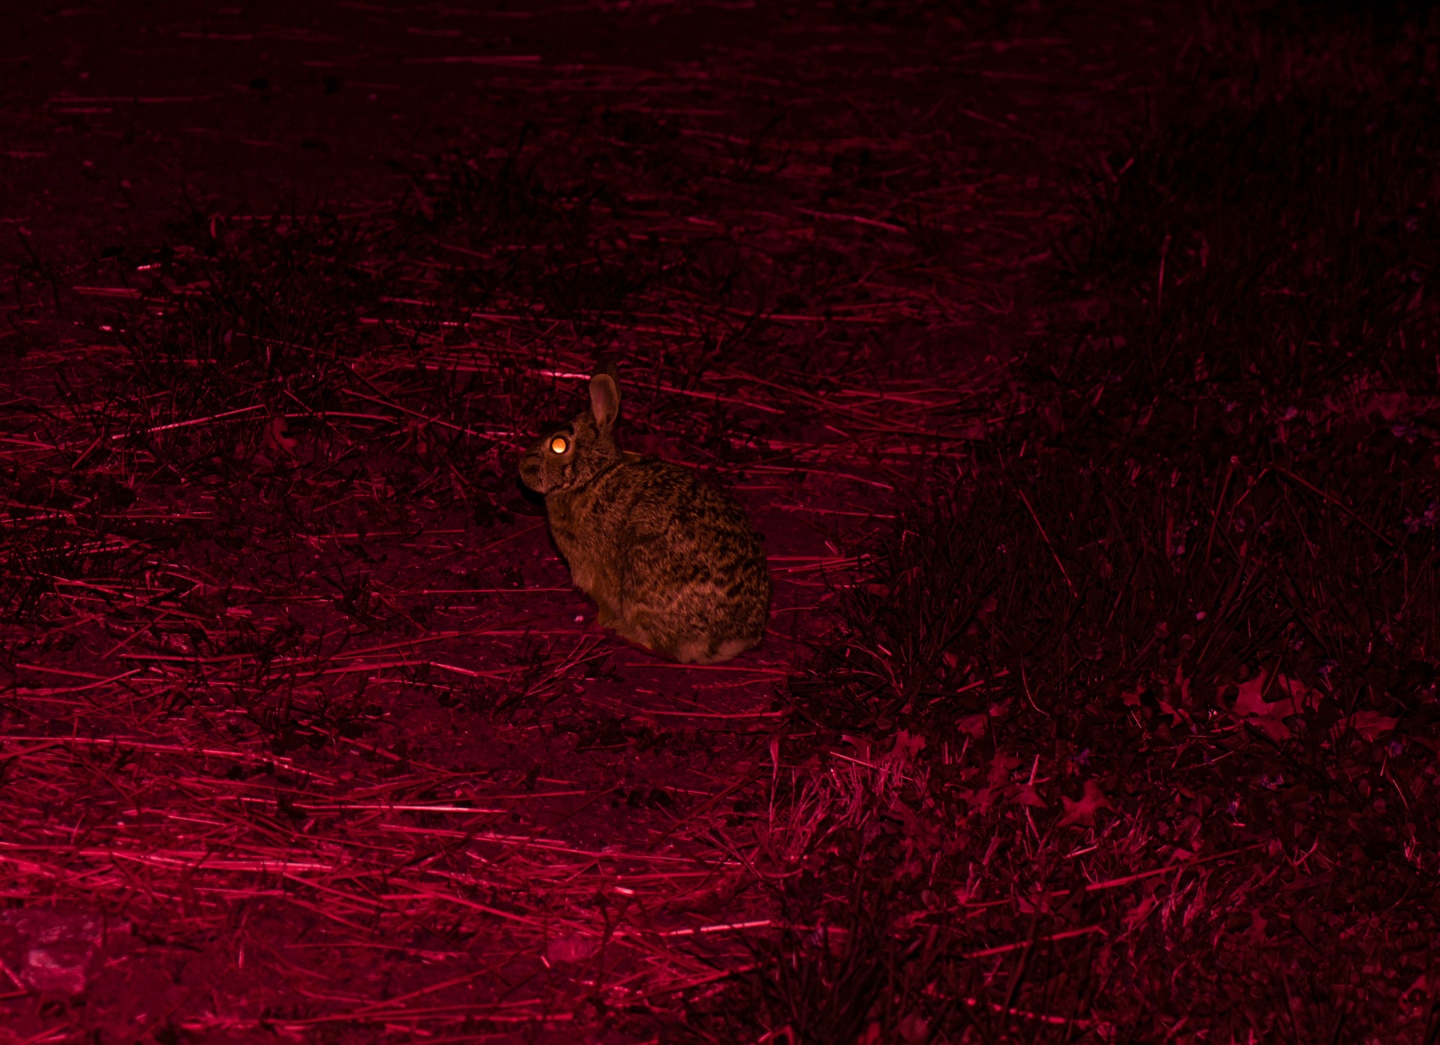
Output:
[590, 372, 620, 429]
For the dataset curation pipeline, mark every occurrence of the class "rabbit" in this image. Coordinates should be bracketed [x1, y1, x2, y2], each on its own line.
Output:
[519, 361, 771, 664]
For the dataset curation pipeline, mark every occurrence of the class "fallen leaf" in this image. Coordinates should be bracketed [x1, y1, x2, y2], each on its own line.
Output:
[1347, 710, 1399, 741]
[889, 729, 926, 766]
[987, 752, 1022, 788]
[1231, 673, 1316, 742]
[254, 415, 298, 468]
[894, 799, 939, 849]
[960, 753, 1023, 817]
[1124, 886, 1157, 931]
[1249, 909, 1268, 944]
[1011, 784, 1048, 809]
[1059, 779, 1114, 827]
[956, 713, 989, 738]
[1156, 698, 1191, 726]
[1402, 974, 1428, 1001]
[957, 786, 994, 814]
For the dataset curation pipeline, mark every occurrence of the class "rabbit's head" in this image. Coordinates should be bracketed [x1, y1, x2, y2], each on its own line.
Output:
[519, 366, 622, 495]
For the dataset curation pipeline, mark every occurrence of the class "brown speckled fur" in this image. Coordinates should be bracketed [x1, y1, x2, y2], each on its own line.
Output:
[518, 364, 771, 664]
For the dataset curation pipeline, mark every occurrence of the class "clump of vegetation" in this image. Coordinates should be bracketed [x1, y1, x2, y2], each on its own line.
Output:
[716, 6, 1440, 1042]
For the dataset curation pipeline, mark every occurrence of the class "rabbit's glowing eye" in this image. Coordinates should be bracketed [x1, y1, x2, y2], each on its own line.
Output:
[549, 435, 569, 454]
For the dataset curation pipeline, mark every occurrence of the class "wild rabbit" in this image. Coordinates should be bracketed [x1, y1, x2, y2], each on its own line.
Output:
[519, 362, 771, 664]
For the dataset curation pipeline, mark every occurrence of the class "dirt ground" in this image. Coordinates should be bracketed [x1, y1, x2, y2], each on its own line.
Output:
[5, 1, 1433, 1042]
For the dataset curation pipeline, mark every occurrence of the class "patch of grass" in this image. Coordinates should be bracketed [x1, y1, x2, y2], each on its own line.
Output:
[720, 5, 1440, 1043]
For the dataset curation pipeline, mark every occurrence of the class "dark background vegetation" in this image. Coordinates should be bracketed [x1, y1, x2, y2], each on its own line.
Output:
[0, 0, 1436, 1041]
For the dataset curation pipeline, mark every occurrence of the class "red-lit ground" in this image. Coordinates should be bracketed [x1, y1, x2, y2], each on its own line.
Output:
[1, 2, 1437, 1042]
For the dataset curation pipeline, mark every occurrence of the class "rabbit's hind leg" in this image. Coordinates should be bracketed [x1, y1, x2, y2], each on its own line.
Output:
[674, 633, 755, 664]
[605, 611, 662, 656]
[593, 598, 620, 628]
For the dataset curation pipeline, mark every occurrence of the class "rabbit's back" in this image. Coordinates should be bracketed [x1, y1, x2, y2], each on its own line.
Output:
[547, 456, 770, 663]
